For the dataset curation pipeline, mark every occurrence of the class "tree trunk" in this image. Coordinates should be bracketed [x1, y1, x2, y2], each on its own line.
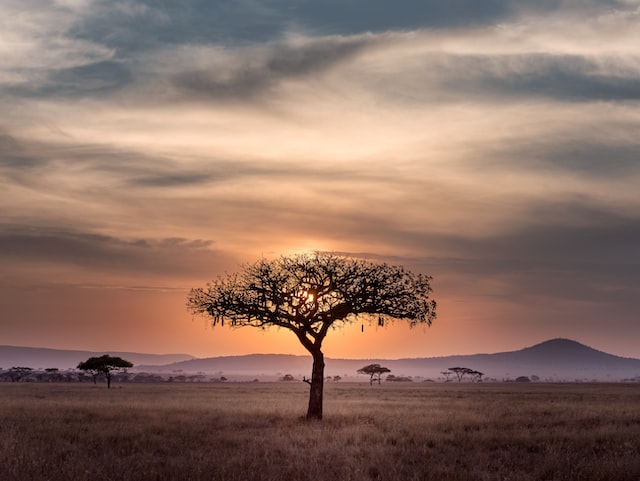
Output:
[306, 350, 324, 420]
[106, 373, 111, 389]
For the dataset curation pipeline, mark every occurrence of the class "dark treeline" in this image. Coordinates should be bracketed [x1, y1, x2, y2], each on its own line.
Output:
[0, 368, 228, 384]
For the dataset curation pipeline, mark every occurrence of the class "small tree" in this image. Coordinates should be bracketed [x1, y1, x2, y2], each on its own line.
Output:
[188, 252, 436, 420]
[449, 367, 476, 382]
[358, 364, 391, 385]
[77, 355, 133, 389]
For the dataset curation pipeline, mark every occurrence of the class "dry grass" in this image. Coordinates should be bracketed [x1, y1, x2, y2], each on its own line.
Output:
[1, 382, 639, 481]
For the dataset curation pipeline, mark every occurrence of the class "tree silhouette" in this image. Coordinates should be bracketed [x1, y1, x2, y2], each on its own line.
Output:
[8, 367, 32, 382]
[188, 252, 436, 420]
[441, 371, 453, 382]
[77, 355, 133, 389]
[449, 367, 476, 382]
[358, 364, 391, 385]
[448, 367, 484, 382]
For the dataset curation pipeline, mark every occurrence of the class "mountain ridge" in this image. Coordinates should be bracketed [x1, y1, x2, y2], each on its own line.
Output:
[2, 339, 639, 381]
[0, 345, 194, 370]
[135, 338, 640, 381]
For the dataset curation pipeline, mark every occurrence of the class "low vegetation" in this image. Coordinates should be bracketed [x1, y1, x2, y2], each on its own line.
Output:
[1, 382, 639, 481]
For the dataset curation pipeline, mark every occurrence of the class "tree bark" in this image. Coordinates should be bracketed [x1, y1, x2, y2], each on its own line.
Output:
[306, 350, 324, 420]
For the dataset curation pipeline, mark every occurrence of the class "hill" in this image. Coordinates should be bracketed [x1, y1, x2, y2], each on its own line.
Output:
[0, 345, 194, 370]
[2, 339, 639, 381]
[137, 339, 640, 382]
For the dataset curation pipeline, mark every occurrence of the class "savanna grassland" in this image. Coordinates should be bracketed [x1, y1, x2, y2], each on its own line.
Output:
[1, 382, 639, 481]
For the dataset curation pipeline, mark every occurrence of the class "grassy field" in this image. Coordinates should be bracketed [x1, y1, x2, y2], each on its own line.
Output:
[1, 382, 639, 481]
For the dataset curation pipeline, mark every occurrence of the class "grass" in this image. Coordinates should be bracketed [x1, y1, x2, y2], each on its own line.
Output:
[1, 382, 639, 481]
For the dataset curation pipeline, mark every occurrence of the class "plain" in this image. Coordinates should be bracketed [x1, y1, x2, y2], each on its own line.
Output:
[1, 382, 639, 481]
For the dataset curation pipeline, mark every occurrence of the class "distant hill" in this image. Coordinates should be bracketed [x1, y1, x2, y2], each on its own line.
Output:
[139, 353, 314, 375]
[2, 339, 639, 381]
[0, 345, 194, 370]
[136, 339, 640, 382]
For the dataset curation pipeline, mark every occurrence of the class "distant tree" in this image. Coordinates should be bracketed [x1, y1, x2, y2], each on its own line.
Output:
[515, 376, 531, 383]
[449, 367, 476, 382]
[133, 373, 164, 383]
[333, 375, 342, 382]
[280, 374, 296, 382]
[441, 371, 453, 382]
[188, 252, 436, 420]
[77, 355, 133, 389]
[386, 374, 413, 382]
[358, 364, 391, 385]
[8, 367, 33, 382]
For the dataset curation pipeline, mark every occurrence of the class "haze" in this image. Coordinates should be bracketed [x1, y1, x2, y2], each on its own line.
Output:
[1, 1, 639, 359]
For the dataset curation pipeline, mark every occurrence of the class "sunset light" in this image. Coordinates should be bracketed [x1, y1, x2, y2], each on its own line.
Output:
[2, 4, 640, 479]
[1, 0, 639, 360]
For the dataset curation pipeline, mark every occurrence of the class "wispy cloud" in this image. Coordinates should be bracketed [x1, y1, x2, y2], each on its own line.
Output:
[0, 225, 236, 284]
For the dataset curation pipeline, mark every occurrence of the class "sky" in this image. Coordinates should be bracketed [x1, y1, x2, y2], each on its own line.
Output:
[1, 0, 639, 360]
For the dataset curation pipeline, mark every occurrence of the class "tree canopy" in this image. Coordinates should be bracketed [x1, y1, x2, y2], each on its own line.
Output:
[77, 355, 133, 389]
[188, 252, 436, 419]
[448, 367, 483, 382]
[357, 364, 391, 385]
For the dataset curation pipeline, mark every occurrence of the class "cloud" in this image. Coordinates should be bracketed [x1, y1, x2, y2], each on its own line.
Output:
[0, 226, 236, 284]
[0, 133, 44, 169]
[162, 34, 373, 102]
[4, 0, 639, 107]
[282, 0, 515, 33]
[487, 136, 640, 179]
[0, 1, 113, 87]
[9, 61, 133, 98]
[49, 0, 522, 56]
[432, 54, 640, 102]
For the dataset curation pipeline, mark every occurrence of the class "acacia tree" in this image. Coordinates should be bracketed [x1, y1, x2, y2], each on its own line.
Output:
[188, 252, 436, 420]
[358, 364, 391, 385]
[450, 367, 484, 382]
[77, 355, 133, 389]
